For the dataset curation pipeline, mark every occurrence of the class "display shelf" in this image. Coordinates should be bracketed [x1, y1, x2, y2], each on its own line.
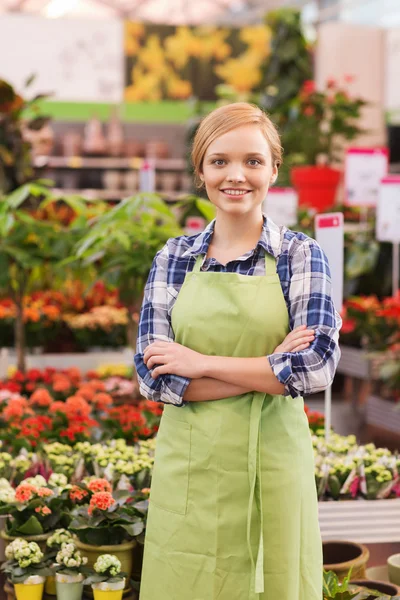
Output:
[51, 187, 190, 202]
[319, 498, 400, 543]
[33, 156, 186, 171]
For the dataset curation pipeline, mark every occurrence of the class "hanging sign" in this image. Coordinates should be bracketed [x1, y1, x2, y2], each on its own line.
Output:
[345, 147, 389, 207]
[263, 187, 298, 227]
[315, 212, 344, 313]
[376, 176, 400, 244]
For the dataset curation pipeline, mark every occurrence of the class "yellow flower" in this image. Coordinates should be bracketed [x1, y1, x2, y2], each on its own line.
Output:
[137, 35, 167, 73]
[125, 66, 162, 102]
[240, 25, 271, 58]
[167, 78, 193, 100]
[124, 21, 145, 56]
[164, 27, 202, 69]
[194, 27, 232, 61]
[25, 233, 39, 244]
[215, 50, 263, 92]
[7, 366, 17, 378]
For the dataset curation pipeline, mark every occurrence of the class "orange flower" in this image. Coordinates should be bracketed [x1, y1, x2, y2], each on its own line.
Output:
[88, 491, 116, 515]
[92, 392, 113, 410]
[76, 384, 95, 401]
[35, 506, 51, 515]
[23, 307, 41, 323]
[64, 396, 91, 418]
[29, 388, 53, 407]
[3, 397, 32, 422]
[37, 487, 53, 498]
[52, 374, 72, 392]
[50, 401, 67, 414]
[69, 486, 89, 503]
[87, 379, 105, 392]
[41, 305, 61, 321]
[15, 483, 38, 503]
[87, 478, 112, 494]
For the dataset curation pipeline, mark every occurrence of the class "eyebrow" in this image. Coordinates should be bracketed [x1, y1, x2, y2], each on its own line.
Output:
[207, 152, 267, 158]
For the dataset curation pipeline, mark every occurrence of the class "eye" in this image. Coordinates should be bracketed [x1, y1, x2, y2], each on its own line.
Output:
[212, 159, 225, 166]
[248, 159, 261, 166]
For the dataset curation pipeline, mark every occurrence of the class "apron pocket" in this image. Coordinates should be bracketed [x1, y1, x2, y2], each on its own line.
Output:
[150, 413, 191, 515]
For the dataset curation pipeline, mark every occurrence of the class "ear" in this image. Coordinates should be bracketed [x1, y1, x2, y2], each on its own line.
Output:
[270, 166, 278, 185]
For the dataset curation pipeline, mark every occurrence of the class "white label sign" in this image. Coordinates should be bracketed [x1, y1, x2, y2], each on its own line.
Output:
[376, 177, 400, 243]
[315, 213, 344, 313]
[263, 187, 298, 227]
[345, 148, 389, 207]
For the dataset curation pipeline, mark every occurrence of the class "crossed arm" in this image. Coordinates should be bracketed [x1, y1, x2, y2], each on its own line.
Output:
[143, 326, 315, 402]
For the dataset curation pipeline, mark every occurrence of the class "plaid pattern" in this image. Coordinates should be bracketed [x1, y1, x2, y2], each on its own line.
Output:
[134, 215, 342, 405]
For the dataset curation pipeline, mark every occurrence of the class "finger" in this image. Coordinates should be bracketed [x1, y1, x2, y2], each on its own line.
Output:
[291, 342, 310, 352]
[144, 344, 165, 360]
[292, 325, 307, 332]
[288, 329, 315, 341]
[147, 355, 167, 370]
[151, 365, 170, 379]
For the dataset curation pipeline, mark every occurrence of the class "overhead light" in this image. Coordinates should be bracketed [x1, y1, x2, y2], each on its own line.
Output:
[45, 0, 79, 18]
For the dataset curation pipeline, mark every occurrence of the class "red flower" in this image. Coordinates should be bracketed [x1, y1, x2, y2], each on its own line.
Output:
[344, 74, 355, 83]
[88, 491, 116, 515]
[301, 79, 316, 96]
[326, 77, 336, 89]
[26, 369, 42, 382]
[341, 318, 356, 335]
[88, 478, 112, 494]
[35, 506, 51, 515]
[69, 486, 89, 503]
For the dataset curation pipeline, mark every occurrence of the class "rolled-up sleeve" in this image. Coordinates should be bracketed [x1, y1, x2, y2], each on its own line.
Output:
[268, 238, 342, 398]
[134, 243, 191, 406]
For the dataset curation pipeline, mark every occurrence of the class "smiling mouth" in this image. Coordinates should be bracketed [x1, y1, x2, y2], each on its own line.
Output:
[220, 189, 252, 196]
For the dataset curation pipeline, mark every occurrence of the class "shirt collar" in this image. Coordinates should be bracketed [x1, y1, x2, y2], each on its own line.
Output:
[182, 214, 283, 259]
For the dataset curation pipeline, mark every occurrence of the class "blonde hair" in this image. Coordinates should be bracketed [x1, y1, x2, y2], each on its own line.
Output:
[191, 102, 283, 187]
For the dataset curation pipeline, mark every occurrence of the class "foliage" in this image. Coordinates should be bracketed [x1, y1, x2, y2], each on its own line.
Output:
[69, 488, 146, 546]
[323, 569, 400, 599]
[84, 553, 125, 586]
[0, 75, 50, 194]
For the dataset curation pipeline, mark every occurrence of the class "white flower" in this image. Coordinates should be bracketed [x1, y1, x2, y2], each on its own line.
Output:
[48, 473, 68, 488]
[0, 478, 12, 490]
[6, 539, 43, 568]
[47, 529, 73, 548]
[0, 488, 16, 504]
[56, 542, 87, 570]
[94, 554, 121, 577]
[24, 475, 47, 488]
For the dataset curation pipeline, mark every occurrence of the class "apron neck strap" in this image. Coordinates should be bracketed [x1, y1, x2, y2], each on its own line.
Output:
[264, 251, 276, 276]
[193, 255, 203, 273]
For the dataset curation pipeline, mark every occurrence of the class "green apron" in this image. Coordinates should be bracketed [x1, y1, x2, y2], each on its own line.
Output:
[140, 251, 322, 600]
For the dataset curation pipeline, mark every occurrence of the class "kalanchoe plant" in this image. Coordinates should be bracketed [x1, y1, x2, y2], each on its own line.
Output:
[47, 528, 73, 555]
[0, 481, 70, 536]
[84, 554, 126, 587]
[1, 538, 52, 583]
[69, 488, 146, 546]
[53, 541, 88, 577]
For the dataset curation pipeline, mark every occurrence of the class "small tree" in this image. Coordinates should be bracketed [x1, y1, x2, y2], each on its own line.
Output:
[72, 194, 183, 349]
[0, 183, 95, 372]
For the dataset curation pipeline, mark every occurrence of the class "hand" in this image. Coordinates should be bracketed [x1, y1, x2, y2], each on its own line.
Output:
[273, 325, 315, 354]
[143, 341, 206, 380]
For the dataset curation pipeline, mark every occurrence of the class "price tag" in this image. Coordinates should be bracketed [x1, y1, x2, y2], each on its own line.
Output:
[345, 147, 389, 207]
[315, 212, 344, 313]
[68, 156, 83, 169]
[263, 187, 298, 227]
[376, 176, 400, 243]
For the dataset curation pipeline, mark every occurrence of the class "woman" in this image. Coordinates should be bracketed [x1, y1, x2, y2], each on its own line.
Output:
[134, 102, 341, 600]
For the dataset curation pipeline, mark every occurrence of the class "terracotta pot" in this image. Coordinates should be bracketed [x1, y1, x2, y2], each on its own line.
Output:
[291, 165, 341, 211]
[323, 540, 370, 581]
[352, 579, 400, 597]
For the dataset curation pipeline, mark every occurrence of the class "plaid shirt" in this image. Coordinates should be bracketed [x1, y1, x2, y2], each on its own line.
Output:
[134, 215, 342, 406]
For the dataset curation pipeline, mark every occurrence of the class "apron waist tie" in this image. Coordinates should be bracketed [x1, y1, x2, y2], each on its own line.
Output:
[246, 393, 265, 595]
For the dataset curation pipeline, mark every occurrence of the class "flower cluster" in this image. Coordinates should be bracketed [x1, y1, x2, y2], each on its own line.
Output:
[88, 491, 116, 515]
[0, 479, 16, 505]
[5, 539, 43, 568]
[48, 472, 69, 489]
[47, 528, 73, 548]
[313, 433, 400, 500]
[94, 554, 122, 577]
[56, 542, 88, 570]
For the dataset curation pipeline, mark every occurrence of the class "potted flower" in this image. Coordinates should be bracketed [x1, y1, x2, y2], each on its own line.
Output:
[1, 538, 52, 600]
[69, 484, 146, 592]
[0, 478, 15, 561]
[282, 76, 368, 210]
[53, 541, 88, 600]
[45, 528, 74, 596]
[84, 554, 126, 600]
[0, 480, 69, 549]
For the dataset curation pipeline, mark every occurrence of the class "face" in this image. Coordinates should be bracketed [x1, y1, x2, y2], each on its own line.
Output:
[200, 124, 278, 218]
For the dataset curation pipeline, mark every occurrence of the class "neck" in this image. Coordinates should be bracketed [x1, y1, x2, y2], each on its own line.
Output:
[212, 210, 263, 250]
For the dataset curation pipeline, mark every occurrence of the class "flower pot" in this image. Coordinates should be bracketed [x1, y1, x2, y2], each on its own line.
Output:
[45, 574, 57, 595]
[291, 165, 341, 211]
[14, 575, 45, 600]
[0, 529, 51, 552]
[92, 578, 125, 600]
[74, 538, 136, 594]
[56, 573, 84, 600]
[323, 540, 370, 581]
[352, 579, 400, 597]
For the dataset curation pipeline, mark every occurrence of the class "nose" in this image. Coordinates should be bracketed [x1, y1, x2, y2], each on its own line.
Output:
[226, 163, 246, 183]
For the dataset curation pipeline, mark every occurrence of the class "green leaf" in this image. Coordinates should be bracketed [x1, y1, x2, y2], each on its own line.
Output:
[120, 521, 144, 537]
[195, 197, 216, 222]
[16, 515, 44, 535]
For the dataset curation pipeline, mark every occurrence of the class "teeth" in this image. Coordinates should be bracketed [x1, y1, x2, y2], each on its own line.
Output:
[223, 190, 248, 196]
